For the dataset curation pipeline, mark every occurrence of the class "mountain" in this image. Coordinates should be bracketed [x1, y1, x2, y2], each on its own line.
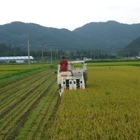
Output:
[0, 21, 140, 54]
[0, 22, 86, 50]
[119, 36, 140, 56]
[73, 21, 140, 53]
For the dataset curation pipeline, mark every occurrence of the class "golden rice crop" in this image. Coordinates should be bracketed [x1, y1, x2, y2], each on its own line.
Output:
[51, 65, 140, 139]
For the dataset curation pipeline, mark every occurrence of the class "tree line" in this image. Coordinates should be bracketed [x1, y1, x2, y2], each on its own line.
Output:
[0, 43, 117, 61]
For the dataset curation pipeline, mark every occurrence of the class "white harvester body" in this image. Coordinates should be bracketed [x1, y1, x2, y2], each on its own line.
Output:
[57, 60, 87, 96]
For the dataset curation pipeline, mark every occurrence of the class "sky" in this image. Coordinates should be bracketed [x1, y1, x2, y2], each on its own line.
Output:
[0, 0, 140, 30]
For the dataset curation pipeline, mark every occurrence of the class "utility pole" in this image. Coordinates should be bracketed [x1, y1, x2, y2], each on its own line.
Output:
[41, 44, 44, 64]
[51, 47, 52, 64]
[27, 33, 30, 67]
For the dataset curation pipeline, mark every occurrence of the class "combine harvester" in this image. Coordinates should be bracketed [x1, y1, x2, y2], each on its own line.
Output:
[57, 60, 87, 96]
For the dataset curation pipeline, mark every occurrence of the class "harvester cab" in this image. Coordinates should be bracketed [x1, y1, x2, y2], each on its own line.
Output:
[57, 60, 87, 96]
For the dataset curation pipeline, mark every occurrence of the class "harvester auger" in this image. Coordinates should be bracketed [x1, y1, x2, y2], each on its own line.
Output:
[57, 60, 87, 96]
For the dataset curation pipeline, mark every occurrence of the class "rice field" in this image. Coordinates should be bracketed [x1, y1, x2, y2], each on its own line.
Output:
[0, 61, 140, 139]
[0, 64, 50, 76]
[0, 65, 59, 140]
[51, 63, 140, 139]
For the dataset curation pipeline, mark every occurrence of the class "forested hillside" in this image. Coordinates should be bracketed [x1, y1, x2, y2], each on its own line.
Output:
[119, 36, 140, 56]
[73, 21, 140, 52]
[0, 22, 86, 51]
[0, 21, 140, 55]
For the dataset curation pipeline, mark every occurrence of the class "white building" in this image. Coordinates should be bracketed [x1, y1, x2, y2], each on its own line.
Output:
[0, 56, 34, 63]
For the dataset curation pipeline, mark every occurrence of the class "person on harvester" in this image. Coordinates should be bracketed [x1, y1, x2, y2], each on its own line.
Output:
[60, 56, 68, 72]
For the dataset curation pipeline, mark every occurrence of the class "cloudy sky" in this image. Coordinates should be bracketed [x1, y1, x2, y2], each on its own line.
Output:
[0, 0, 140, 30]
